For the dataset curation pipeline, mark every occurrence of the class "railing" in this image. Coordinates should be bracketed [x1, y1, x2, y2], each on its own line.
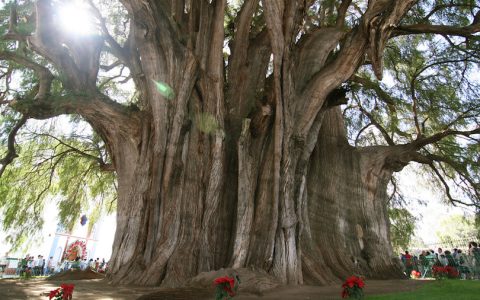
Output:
[410, 236, 479, 250]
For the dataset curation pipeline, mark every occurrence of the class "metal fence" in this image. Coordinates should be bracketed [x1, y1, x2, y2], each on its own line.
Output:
[411, 236, 479, 251]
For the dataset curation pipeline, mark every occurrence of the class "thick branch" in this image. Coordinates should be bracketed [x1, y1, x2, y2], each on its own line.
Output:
[297, 1, 416, 137]
[0, 116, 28, 177]
[0, 51, 54, 101]
[411, 127, 480, 149]
[395, 23, 480, 38]
[336, 0, 352, 28]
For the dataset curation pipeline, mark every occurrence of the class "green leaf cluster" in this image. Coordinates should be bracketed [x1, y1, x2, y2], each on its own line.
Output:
[0, 121, 116, 250]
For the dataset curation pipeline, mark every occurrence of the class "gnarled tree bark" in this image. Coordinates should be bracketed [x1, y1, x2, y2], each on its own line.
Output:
[3, 0, 477, 288]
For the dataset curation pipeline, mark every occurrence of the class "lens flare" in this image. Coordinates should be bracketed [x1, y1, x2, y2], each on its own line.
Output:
[57, 1, 96, 36]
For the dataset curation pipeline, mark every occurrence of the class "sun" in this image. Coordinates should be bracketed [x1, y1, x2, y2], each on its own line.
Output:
[57, 0, 97, 36]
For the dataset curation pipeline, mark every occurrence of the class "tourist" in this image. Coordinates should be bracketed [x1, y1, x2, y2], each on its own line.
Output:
[468, 241, 479, 255]
[89, 258, 95, 269]
[404, 251, 412, 260]
[437, 248, 447, 266]
[457, 249, 472, 279]
[41, 256, 46, 276]
[80, 259, 88, 270]
[46, 256, 54, 275]
[95, 258, 100, 271]
[453, 248, 458, 259]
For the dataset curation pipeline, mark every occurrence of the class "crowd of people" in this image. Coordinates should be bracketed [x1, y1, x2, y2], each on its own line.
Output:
[64, 257, 108, 273]
[16, 255, 54, 277]
[400, 241, 480, 279]
[15, 254, 108, 277]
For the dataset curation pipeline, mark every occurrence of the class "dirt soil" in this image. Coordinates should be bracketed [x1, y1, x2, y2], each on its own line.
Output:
[0, 278, 432, 300]
[47, 269, 106, 281]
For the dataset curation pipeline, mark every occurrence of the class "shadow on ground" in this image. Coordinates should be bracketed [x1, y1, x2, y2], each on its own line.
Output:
[0, 278, 432, 300]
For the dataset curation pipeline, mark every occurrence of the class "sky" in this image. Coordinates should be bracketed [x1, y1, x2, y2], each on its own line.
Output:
[397, 164, 475, 247]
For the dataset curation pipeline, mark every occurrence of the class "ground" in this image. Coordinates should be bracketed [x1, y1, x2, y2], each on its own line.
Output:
[0, 279, 432, 300]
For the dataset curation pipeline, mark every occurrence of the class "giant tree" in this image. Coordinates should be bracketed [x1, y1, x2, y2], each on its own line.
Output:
[0, 0, 479, 287]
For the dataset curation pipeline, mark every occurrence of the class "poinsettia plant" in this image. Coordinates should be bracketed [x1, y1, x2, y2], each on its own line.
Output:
[341, 276, 365, 299]
[432, 266, 459, 279]
[213, 275, 240, 300]
[48, 283, 75, 300]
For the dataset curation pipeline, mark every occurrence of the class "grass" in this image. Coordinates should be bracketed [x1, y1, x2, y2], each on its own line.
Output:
[368, 280, 480, 300]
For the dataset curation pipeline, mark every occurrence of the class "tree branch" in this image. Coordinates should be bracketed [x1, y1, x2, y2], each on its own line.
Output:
[336, 0, 352, 28]
[357, 102, 395, 146]
[411, 127, 480, 149]
[350, 75, 397, 107]
[394, 23, 480, 38]
[427, 161, 479, 208]
[0, 51, 54, 101]
[297, 0, 416, 137]
[0, 115, 28, 177]
[35, 133, 114, 172]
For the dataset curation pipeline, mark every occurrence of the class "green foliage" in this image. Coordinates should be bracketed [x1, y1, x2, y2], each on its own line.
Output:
[475, 212, 480, 241]
[345, 1, 480, 207]
[0, 120, 116, 249]
[388, 208, 417, 253]
[435, 214, 477, 247]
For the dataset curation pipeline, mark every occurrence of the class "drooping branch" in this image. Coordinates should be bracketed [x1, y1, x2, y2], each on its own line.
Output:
[422, 3, 479, 22]
[356, 102, 395, 146]
[35, 133, 114, 172]
[427, 161, 479, 207]
[0, 115, 28, 177]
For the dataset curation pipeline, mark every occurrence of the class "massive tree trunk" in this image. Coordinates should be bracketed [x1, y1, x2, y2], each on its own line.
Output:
[302, 107, 403, 284]
[101, 0, 412, 287]
[5, 0, 422, 288]
[4, 0, 479, 289]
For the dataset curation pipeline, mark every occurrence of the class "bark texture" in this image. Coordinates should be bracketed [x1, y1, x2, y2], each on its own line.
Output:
[5, 0, 450, 288]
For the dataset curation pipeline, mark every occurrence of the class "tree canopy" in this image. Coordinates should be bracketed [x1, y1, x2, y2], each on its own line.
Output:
[0, 0, 478, 267]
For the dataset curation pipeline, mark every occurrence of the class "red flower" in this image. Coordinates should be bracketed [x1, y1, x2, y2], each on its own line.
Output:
[49, 289, 60, 299]
[60, 284, 75, 299]
[214, 276, 236, 297]
[341, 276, 365, 299]
[344, 276, 364, 288]
[214, 276, 235, 290]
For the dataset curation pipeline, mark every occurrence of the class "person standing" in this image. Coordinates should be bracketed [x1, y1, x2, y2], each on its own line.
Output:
[437, 248, 447, 266]
[46, 256, 54, 275]
[40, 256, 45, 276]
